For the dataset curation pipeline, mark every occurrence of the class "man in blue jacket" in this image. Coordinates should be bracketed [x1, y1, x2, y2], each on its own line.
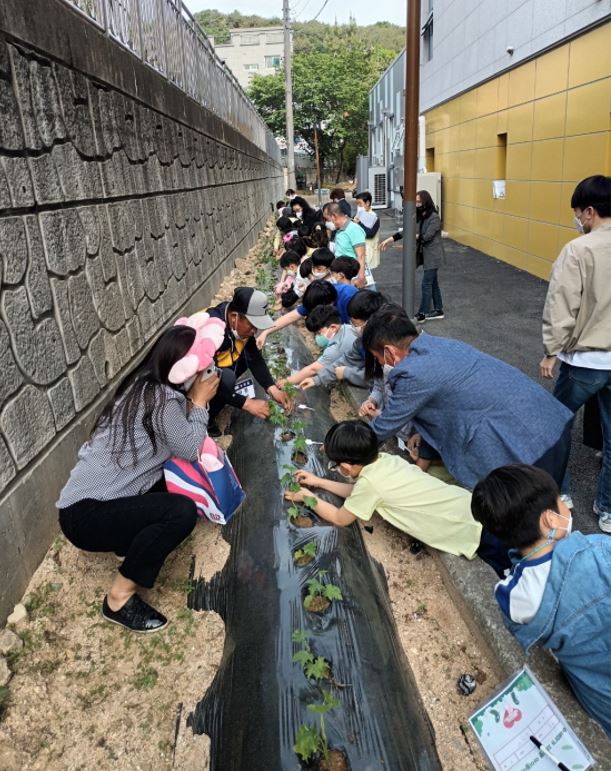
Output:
[362, 309, 572, 489]
[472, 465, 611, 737]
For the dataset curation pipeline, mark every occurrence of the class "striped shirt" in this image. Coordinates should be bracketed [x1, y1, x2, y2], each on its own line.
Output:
[57, 385, 209, 508]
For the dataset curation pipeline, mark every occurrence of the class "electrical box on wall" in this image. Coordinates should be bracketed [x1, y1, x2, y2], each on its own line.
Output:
[417, 172, 442, 219]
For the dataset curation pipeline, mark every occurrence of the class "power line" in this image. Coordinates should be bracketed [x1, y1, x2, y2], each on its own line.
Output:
[310, 0, 329, 22]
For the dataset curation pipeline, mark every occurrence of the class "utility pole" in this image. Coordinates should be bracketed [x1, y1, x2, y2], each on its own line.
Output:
[283, 0, 296, 190]
[401, 0, 421, 315]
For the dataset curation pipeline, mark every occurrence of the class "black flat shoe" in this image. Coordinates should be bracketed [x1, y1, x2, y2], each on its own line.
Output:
[207, 419, 222, 438]
[102, 594, 168, 633]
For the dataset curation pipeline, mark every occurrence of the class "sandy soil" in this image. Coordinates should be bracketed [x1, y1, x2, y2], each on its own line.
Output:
[0, 224, 275, 771]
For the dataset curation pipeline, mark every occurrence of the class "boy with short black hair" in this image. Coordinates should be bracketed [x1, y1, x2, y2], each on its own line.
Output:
[330, 256, 360, 283]
[311, 247, 335, 280]
[282, 305, 357, 386]
[300, 289, 385, 390]
[287, 420, 483, 561]
[471, 464, 611, 737]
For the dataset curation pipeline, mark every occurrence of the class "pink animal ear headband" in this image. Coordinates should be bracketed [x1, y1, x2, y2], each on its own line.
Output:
[168, 311, 226, 385]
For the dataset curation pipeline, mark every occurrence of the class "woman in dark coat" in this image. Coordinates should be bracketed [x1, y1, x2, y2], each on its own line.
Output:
[290, 195, 322, 231]
[380, 189, 445, 322]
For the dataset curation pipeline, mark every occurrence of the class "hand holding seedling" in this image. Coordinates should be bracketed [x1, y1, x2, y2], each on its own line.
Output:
[294, 470, 321, 488]
[284, 486, 309, 503]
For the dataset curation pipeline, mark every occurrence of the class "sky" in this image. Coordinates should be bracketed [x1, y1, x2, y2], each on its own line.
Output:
[183, 0, 406, 27]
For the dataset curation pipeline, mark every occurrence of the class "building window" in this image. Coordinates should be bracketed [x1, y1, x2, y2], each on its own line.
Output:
[265, 55, 282, 68]
[266, 33, 283, 44]
[496, 133, 507, 179]
[241, 34, 259, 46]
[244, 63, 260, 71]
[422, 13, 433, 62]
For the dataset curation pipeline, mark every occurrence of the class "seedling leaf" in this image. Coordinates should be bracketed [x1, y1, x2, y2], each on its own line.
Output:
[303, 495, 318, 510]
[307, 689, 339, 715]
[293, 724, 319, 762]
[287, 505, 300, 520]
[303, 541, 317, 557]
[324, 585, 343, 601]
[292, 629, 308, 644]
[304, 656, 330, 680]
[292, 649, 314, 666]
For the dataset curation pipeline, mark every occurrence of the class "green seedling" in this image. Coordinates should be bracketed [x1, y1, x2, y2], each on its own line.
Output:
[304, 570, 343, 611]
[303, 495, 318, 510]
[280, 465, 301, 493]
[287, 504, 301, 521]
[282, 381, 300, 399]
[293, 638, 330, 680]
[269, 400, 288, 428]
[294, 541, 317, 562]
[293, 690, 340, 763]
[293, 434, 308, 455]
[291, 419, 305, 434]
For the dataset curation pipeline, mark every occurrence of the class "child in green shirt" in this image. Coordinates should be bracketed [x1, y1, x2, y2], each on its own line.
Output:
[286, 420, 484, 560]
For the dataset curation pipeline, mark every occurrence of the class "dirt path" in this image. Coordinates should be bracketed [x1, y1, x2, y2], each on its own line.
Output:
[0, 224, 274, 771]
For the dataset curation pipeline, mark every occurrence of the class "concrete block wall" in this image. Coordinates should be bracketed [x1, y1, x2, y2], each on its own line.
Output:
[0, 0, 283, 622]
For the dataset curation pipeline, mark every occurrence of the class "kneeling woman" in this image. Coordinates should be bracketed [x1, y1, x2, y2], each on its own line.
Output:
[56, 326, 219, 633]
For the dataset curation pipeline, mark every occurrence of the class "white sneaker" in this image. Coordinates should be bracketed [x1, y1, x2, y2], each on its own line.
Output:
[559, 493, 574, 510]
[593, 501, 611, 534]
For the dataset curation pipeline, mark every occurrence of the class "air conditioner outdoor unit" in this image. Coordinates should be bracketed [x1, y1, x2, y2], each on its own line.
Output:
[368, 166, 387, 209]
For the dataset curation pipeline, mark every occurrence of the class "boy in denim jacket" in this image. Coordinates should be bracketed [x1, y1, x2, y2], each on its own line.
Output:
[472, 464, 611, 738]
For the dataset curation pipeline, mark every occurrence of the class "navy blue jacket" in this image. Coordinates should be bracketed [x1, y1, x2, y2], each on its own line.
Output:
[372, 333, 572, 489]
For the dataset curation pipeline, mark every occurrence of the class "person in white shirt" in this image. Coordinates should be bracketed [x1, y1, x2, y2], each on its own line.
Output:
[539, 175, 611, 532]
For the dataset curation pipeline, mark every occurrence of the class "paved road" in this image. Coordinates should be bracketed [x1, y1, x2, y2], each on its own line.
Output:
[371, 207, 601, 535]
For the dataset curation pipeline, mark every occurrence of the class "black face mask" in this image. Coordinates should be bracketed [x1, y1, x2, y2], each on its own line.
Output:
[416, 206, 424, 221]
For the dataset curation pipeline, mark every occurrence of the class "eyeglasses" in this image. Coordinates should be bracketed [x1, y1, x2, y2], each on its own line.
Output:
[327, 461, 339, 472]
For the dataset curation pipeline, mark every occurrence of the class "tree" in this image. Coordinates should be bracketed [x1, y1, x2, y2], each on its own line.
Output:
[248, 26, 395, 180]
[194, 11, 400, 179]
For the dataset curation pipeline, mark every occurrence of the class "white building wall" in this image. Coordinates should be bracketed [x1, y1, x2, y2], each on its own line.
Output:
[212, 27, 286, 91]
[420, 0, 610, 111]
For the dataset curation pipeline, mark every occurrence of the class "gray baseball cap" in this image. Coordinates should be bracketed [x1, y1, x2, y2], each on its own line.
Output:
[231, 287, 274, 330]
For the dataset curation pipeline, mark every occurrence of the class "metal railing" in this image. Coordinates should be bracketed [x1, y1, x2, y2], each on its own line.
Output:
[61, 0, 280, 161]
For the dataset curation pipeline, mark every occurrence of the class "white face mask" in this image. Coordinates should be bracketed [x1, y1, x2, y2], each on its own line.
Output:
[383, 364, 393, 378]
[350, 323, 363, 337]
[549, 512, 572, 539]
[295, 211, 303, 219]
[574, 215, 585, 234]
[357, 206, 365, 216]
[286, 269, 297, 277]
[325, 221, 336, 232]
[312, 271, 327, 280]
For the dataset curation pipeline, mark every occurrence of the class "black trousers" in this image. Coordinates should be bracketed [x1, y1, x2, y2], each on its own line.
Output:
[58, 479, 197, 588]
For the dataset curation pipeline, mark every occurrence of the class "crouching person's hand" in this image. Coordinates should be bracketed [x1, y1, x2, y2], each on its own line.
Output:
[294, 470, 320, 488]
[359, 398, 380, 418]
[300, 377, 317, 391]
[243, 398, 270, 419]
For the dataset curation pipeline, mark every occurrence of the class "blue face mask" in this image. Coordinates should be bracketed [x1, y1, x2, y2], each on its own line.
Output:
[315, 333, 330, 349]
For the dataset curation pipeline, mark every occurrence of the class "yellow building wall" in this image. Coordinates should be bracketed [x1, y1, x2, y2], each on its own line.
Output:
[424, 23, 611, 279]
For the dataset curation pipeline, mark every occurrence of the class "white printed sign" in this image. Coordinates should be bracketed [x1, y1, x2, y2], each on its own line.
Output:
[469, 667, 593, 771]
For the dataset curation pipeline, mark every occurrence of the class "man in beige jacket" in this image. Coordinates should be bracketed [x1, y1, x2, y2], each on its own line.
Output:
[540, 175, 611, 532]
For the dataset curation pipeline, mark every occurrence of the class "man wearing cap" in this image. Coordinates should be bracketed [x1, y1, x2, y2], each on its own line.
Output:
[205, 287, 291, 433]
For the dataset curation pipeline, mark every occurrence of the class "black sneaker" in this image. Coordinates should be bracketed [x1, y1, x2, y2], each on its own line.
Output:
[415, 313, 426, 323]
[425, 310, 445, 321]
[102, 594, 168, 633]
[207, 419, 222, 438]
